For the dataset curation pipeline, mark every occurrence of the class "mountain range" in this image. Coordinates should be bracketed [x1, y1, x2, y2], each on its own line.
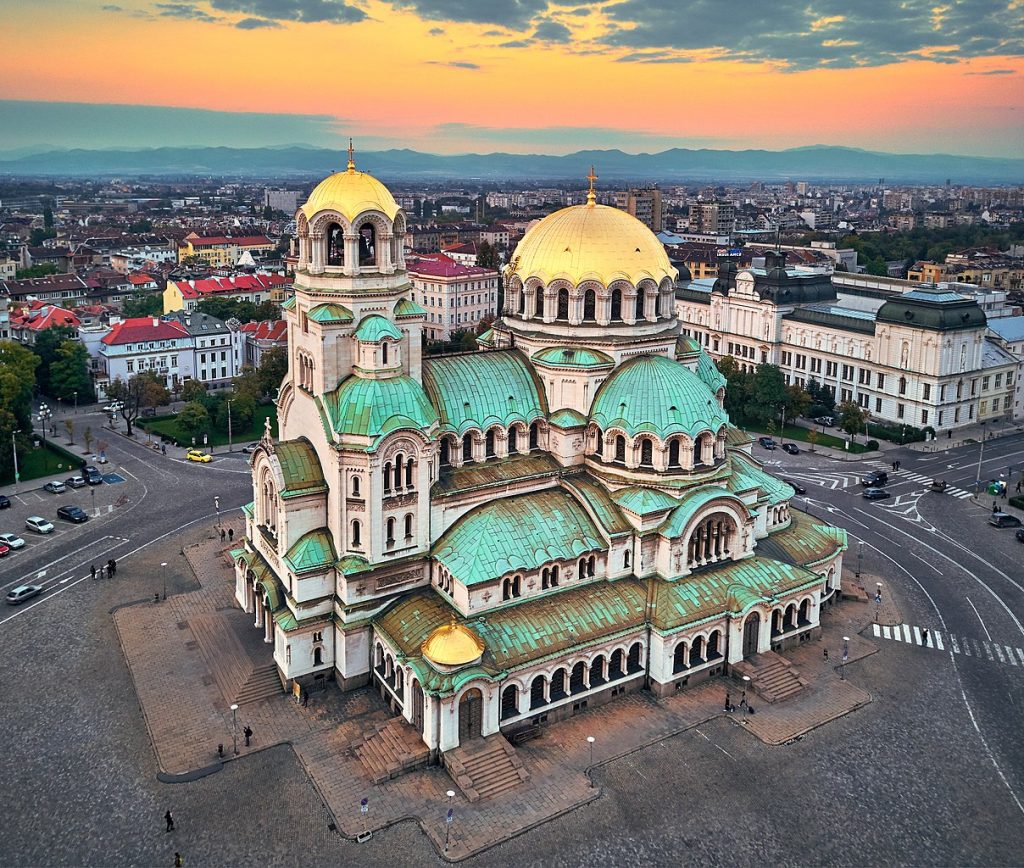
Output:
[0, 144, 1021, 184]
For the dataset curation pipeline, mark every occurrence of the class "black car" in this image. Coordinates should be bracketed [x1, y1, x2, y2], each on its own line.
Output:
[862, 470, 889, 487]
[757, 437, 777, 450]
[863, 487, 890, 500]
[56, 505, 89, 524]
[781, 442, 800, 455]
[989, 512, 1022, 529]
[782, 479, 807, 495]
[83, 466, 103, 485]
[0, 495, 10, 509]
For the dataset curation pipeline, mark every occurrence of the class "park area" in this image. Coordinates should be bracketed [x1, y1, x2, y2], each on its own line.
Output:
[139, 406, 277, 448]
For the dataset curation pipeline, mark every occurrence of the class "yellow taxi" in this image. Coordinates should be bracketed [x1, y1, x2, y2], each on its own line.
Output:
[186, 449, 213, 463]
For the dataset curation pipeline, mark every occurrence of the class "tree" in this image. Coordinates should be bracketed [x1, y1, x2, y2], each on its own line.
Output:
[63, 419, 74, 444]
[181, 379, 207, 403]
[128, 218, 152, 233]
[105, 371, 162, 436]
[43, 206, 54, 229]
[123, 294, 163, 317]
[32, 326, 75, 396]
[716, 356, 753, 424]
[140, 377, 170, 411]
[254, 300, 280, 322]
[15, 263, 59, 280]
[257, 347, 287, 397]
[476, 240, 500, 270]
[0, 340, 41, 430]
[749, 364, 789, 427]
[231, 367, 262, 403]
[49, 340, 95, 405]
[807, 429, 819, 453]
[784, 384, 811, 421]
[83, 426, 94, 455]
[177, 401, 210, 438]
[196, 297, 259, 323]
[29, 227, 56, 247]
[836, 400, 868, 438]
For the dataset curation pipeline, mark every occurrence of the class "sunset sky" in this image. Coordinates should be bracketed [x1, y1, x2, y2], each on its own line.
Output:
[2, 0, 1022, 156]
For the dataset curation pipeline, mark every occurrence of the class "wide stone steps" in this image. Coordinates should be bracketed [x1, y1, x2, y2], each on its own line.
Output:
[734, 651, 808, 704]
[354, 716, 429, 784]
[187, 612, 252, 705]
[234, 664, 283, 705]
[445, 735, 528, 802]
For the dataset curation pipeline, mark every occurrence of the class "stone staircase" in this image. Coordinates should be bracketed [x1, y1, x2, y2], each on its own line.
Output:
[353, 716, 430, 784]
[444, 735, 528, 802]
[234, 663, 284, 705]
[734, 651, 808, 703]
[188, 612, 282, 707]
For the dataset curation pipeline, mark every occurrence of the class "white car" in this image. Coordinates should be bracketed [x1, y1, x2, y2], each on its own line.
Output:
[0, 533, 26, 549]
[25, 516, 55, 534]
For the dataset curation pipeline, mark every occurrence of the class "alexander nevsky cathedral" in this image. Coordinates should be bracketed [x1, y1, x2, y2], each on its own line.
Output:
[233, 151, 847, 754]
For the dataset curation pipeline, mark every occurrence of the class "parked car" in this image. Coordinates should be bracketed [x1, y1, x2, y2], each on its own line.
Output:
[103, 402, 123, 414]
[6, 584, 42, 605]
[83, 466, 103, 485]
[241, 442, 260, 454]
[861, 470, 889, 487]
[25, 516, 55, 534]
[0, 533, 26, 549]
[57, 505, 89, 524]
[65, 475, 87, 489]
[989, 512, 1022, 529]
[863, 487, 890, 500]
[186, 449, 212, 463]
[781, 442, 800, 455]
[0, 495, 10, 509]
[43, 480, 66, 494]
[782, 479, 807, 495]
[757, 436, 777, 450]
[814, 416, 835, 427]
[0, 542, 9, 557]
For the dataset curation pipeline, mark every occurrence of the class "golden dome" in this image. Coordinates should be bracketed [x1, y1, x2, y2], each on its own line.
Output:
[300, 146, 400, 223]
[421, 620, 485, 668]
[507, 202, 676, 288]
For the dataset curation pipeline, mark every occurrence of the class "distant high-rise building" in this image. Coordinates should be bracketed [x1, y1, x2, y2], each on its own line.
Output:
[618, 187, 663, 231]
[688, 201, 735, 236]
[264, 189, 300, 213]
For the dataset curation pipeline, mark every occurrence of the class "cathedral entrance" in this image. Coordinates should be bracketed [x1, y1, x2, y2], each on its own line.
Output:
[458, 688, 483, 742]
[412, 680, 425, 735]
[742, 612, 761, 658]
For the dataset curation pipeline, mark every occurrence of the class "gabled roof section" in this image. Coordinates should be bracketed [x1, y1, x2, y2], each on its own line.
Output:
[280, 296, 297, 311]
[433, 487, 604, 586]
[754, 510, 848, 569]
[394, 297, 428, 317]
[323, 374, 438, 443]
[548, 408, 587, 428]
[284, 528, 337, 574]
[658, 485, 747, 538]
[612, 486, 679, 516]
[274, 438, 328, 498]
[308, 302, 353, 324]
[354, 314, 402, 342]
[422, 349, 547, 436]
[561, 474, 633, 537]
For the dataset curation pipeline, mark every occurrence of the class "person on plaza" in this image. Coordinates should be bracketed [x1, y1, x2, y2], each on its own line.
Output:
[243, 725, 253, 747]
[99, 564, 106, 579]
[724, 690, 731, 712]
[1017, 480, 1022, 494]
[220, 528, 226, 543]
[165, 810, 174, 832]
[302, 691, 309, 708]
[823, 647, 829, 661]
[922, 628, 930, 646]
[108, 558, 116, 577]
[174, 853, 183, 867]
[992, 502, 999, 513]
[228, 528, 234, 542]
[90, 565, 97, 581]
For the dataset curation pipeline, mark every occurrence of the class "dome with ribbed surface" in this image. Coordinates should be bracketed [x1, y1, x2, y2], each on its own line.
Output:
[507, 203, 676, 288]
[590, 354, 728, 439]
[421, 621, 486, 667]
[300, 165, 401, 223]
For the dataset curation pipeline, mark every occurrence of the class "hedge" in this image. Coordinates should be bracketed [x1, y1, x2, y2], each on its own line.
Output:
[1010, 495, 1024, 511]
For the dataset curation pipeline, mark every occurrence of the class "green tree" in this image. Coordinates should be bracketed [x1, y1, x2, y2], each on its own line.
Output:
[784, 384, 811, 421]
[257, 347, 287, 397]
[49, 341, 95, 404]
[262, 205, 274, 220]
[177, 401, 210, 437]
[195, 297, 258, 323]
[63, 419, 75, 444]
[180, 379, 207, 403]
[716, 356, 753, 424]
[836, 400, 868, 438]
[15, 263, 59, 280]
[105, 371, 161, 436]
[32, 326, 75, 396]
[83, 426, 94, 454]
[218, 392, 256, 432]
[476, 240, 500, 270]
[0, 340, 41, 430]
[123, 294, 163, 317]
[254, 300, 280, 321]
[29, 228, 56, 247]
[43, 206, 54, 229]
[128, 218, 152, 233]
[0, 408, 20, 483]
[749, 364, 789, 427]
[231, 367, 262, 403]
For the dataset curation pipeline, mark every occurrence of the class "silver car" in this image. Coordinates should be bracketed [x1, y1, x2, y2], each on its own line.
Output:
[25, 516, 55, 534]
[0, 533, 26, 549]
[6, 584, 42, 605]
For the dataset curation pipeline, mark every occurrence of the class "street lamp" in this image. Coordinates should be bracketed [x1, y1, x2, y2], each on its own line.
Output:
[586, 735, 595, 785]
[841, 636, 850, 679]
[11, 429, 19, 495]
[161, 561, 168, 601]
[37, 403, 52, 472]
[856, 540, 863, 580]
[741, 674, 751, 724]
[231, 703, 239, 755]
[73, 391, 78, 415]
[974, 420, 987, 498]
[445, 790, 455, 852]
[215, 496, 220, 531]
[226, 399, 234, 453]
[91, 486, 97, 517]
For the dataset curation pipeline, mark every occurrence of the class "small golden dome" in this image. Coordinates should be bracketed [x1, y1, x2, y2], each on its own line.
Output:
[421, 620, 485, 667]
[507, 202, 676, 288]
[300, 146, 401, 223]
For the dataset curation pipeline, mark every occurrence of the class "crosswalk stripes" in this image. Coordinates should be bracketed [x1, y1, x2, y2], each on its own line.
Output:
[872, 623, 1022, 667]
[886, 468, 974, 498]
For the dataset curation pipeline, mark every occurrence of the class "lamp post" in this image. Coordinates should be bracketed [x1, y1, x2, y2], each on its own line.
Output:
[855, 540, 863, 580]
[741, 674, 751, 724]
[226, 399, 234, 453]
[974, 420, 986, 498]
[11, 429, 19, 495]
[73, 391, 78, 415]
[841, 636, 850, 680]
[215, 496, 220, 531]
[161, 561, 168, 601]
[231, 703, 239, 755]
[444, 790, 455, 852]
[37, 403, 52, 472]
[91, 486, 97, 517]
[586, 735, 595, 785]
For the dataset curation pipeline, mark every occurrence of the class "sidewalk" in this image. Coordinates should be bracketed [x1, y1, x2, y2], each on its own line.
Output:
[906, 419, 1024, 453]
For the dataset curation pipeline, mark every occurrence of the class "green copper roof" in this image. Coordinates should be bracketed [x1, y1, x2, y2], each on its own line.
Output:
[422, 349, 547, 436]
[561, 475, 633, 537]
[548, 407, 587, 428]
[728, 452, 793, 505]
[433, 488, 604, 585]
[274, 438, 328, 498]
[284, 528, 337, 574]
[307, 302, 353, 324]
[394, 297, 427, 317]
[612, 486, 679, 515]
[280, 296, 297, 311]
[476, 327, 496, 347]
[354, 314, 403, 342]
[652, 556, 821, 631]
[695, 351, 727, 393]
[531, 346, 614, 369]
[675, 334, 702, 357]
[658, 485, 747, 538]
[435, 452, 562, 495]
[755, 509, 848, 568]
[725, 425, 752, 446]
[590, 354, 729, 440]
[323, 373, 438, 443]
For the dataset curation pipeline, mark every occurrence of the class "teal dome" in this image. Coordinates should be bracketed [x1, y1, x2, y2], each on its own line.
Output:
[324, 374, 438, 444]
[590, 354, 728, 439]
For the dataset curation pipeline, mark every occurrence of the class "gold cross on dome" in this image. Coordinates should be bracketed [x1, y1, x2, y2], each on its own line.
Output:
[347, 138, 355, 172]
[586, 166, 598, 203]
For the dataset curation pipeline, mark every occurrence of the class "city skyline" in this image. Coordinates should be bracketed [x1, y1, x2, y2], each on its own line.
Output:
[1, 0, 1022, 158]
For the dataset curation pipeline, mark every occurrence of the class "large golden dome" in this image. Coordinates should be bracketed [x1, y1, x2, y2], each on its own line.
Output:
[299, 148, 400, 223]
[508, 201, 676, 288]
[421, 621, 485, 668]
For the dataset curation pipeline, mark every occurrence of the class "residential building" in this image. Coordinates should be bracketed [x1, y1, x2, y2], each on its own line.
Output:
[178, 233, 275, 267]
[8, 301, 81, 345]
[97, 317, 192, 394]
[0, 274, 90, 306]
[688, 202, 736, 237]
[265, 189, 301, 213]
[162, 272, 290, 313]
[164, 310, 245, 389]
[406, 254, 499, 341]
[620, 186, 663, 231]
[239, 319, 288, 368]
[987, 317, 1024, 419]
[0, 258, 16, 281]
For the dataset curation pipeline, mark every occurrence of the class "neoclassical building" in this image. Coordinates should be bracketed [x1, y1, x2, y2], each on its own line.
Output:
[233, 158, 847, 755]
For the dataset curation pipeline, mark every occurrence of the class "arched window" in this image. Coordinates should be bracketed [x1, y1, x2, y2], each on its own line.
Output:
[578, 557, 586, 579]
[502, 578, 511, 601]
[404, 513, 413, 539]
[383, 463, 392, 493]
[529, 423, 540, 450]
[508, 427, 518, 454]
[623, 549, 631, 569]
[358, 222, 376, 266]
[693, 439, 703, 466]
[634, 289, 645, 320]
[627, 642, 642, 672]
[551, 565, 559, 587]
[394, 455, 404, 490]
[668, 439, 681, 468]
[405, 458, 413, 488]
[708, 630, 721, 659]
[609, 649, 625, 679]
[673, 642, 688, 674]
[351, 475, 361, 497]
[382, 342, 389, 365]
[798, 598, 811, 625]
[501, 685, 519, 720]
[534, 287, 544, 317]
[587, 555, 595, 577]
[386, 518, 395, 546]
[462, 433, 473, 461]
[439, 438, 451, 467]
[512, 575, 522, 598]
[610, 288, 622, 321]
[327, 222, 344, 266]
[590, 655, 606, 686]
[569, 661, 586, 694]
[583, 289, 596, 321]
[542, 567, 550, 590]
[351, 519, 361, 548]
[485, 430, 495, 458]
[614, 435, 626, 464]
[639, 438, 654, 468]
[689, 637, 705, 666]
[314, 646, 323, 666]
[517, 290, 525, 315]
[556, 288, 569, 320]
[591, 427, 603, 455]
[530, 675, 547, 709]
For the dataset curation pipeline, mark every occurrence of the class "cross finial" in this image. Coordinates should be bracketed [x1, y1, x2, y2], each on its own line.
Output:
[347, 138, 355, 172]
[264, 415, 272, 440]
[586, 166, 598, 205]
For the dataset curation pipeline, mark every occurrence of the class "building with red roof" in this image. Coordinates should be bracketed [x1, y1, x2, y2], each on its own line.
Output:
[178, 232, 274, 267]
[406, 253, 498, 341]
[8, 301, 81, 345]
[163, 272, 291, 313]
[239, 319, 288, 367]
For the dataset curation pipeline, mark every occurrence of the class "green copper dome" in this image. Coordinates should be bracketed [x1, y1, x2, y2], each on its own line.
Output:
[876, 287, 986, 331]
[353, 314, 403, 342]
[589, 354, 728, 439]
[531, 346, 614, 369]
[695, 350, 727, 393]
[324, 373, 438, 441]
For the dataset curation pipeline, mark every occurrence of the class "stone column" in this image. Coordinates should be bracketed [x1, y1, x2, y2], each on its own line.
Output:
[309, 234, 325, 275]
[645, 289, 658, 321]
[597, 292, 611, 326]
[344, 235, 359, 276]
[569, 291, 584, 325]
[624, 291, 638, 325]
[264, 613, 273, 644]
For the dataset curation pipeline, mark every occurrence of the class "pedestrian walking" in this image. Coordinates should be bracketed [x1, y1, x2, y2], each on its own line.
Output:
[1017, 480, 1021, 494]
[228, 528, 234, 542]
[165, 810, 174, 832]
[724, 690, 731, 712]
[992, 501, 999, 513]
[99, 564, 106, 579]
[174, 853, 183, 867]
[243, 725, 253, 747]
[302, 691, 309, 708]
[220, 528, 226, 543]
[90, 565, 97, 581]
[108, 559, 116, 578]
[922, 628, 930, 645]
[823, 647, 829, 661]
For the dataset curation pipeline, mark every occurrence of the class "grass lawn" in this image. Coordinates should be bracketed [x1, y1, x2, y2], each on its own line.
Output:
[756, 424, 871, 454]
[140, 406, 278, 448]
[3, 441, 85, 485]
